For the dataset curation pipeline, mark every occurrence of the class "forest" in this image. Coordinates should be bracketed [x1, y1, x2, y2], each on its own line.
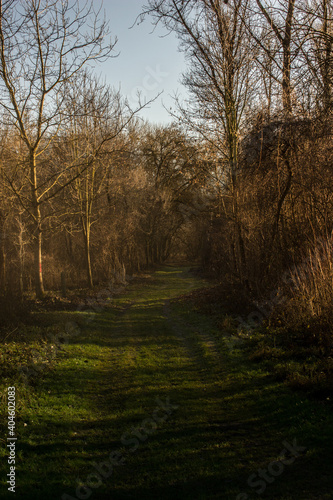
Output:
[0, 1, 333, 499]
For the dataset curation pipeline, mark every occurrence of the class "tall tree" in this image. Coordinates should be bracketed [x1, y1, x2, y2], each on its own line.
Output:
[300, 0, 333, 113]
[63, 73, 125, 288]
[253, 0, 296, 115]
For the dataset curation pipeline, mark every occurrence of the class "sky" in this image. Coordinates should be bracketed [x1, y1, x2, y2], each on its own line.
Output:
[95, 0, 187, 125]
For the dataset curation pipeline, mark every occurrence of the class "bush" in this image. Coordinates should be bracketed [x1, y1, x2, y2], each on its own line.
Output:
[0, 292, 30, 331]
[271, 235, 333, 353]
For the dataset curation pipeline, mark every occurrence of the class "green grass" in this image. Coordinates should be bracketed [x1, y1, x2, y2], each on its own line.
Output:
[0, 265, 333, 500]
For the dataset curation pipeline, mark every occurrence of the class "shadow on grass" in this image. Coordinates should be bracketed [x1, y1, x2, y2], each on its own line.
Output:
[1, 266, 333, 500]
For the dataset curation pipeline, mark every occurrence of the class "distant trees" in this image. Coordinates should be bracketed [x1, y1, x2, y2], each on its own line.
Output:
[60, 72, 128, 288]
[139, 124, 206, 265]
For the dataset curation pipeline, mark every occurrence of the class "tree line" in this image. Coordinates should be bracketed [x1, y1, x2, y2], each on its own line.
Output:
[140, 0, 333, 343]
[0, 0, 205, 300]
[0, 0, 332, 344]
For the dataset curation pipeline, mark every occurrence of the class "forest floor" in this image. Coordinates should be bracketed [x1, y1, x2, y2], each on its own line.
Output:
[0, 265, 333, 500]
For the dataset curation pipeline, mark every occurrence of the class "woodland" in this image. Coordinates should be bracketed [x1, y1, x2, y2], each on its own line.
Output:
[1, 0, 332, 348]
[0, 2, 333, 498]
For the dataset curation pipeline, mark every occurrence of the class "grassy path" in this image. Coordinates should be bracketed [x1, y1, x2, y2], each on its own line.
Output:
[1, 266, 333, 500]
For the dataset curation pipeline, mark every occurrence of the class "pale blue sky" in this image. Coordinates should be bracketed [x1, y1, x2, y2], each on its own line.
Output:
[97, 0, 187, 124]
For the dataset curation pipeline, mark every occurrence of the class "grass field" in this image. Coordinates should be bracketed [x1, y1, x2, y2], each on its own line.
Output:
[1, 265, 333, 500]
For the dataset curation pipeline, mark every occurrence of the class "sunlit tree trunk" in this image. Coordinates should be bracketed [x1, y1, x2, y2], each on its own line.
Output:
[30, 150, 44, 298]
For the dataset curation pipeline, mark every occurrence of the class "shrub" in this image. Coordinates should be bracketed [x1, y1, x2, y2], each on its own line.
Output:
[274, 235, 333, 353]
[0, 292, 30, 331]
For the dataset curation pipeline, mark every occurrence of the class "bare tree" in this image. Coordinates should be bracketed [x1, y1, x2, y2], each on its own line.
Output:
[141, 0, 255, 282]
[300, 0, 333, 113]
[0, 0, 115, 297]
[62, 72, 126, 288]
[250, 0, 296, 115]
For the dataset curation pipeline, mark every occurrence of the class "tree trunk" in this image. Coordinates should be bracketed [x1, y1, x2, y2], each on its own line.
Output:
[256, 0, 295, 115]
[228, 109, 247, 285]
[32, 223, 44, 298]
[282, 43, 292, 114]
[18, 225, 24, 297]
[282, 0, 295, 115]
[30, 150, 44, 298]
[82, 220, 93, 288]
[321, 0, 332, 113]
[0, 232, 6, 292]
